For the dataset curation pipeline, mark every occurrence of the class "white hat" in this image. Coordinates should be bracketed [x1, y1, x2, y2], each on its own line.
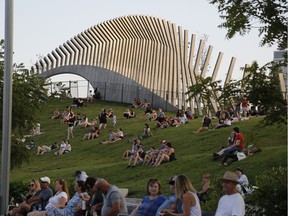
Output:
[40, 176, 51, 184]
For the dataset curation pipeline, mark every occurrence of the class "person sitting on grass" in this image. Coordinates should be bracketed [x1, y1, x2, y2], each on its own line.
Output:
[82, 126, 100, 140]
[142, 147, 158, 166]
[153, 142, 176, 167]
[147, 109, 158, 121]
[220, 127, 245, 166]
[123, 109, 131, 119]
[36, 143, 58, 155]
[215, 117, 232, 129]
[77, 114, 89, 128]
[26, 140, 36, 150]
[51, 108, 61, 119]
[143, 140, 168, 166]
[126, 142, 145, 168]
[122, 139, 139, 159]
[138, 123, 153, 140]
[197, 173, 211, 203]
[193, 115, 211, 134]
[55, 140, 71, 155]
[99, 129, 116, 144]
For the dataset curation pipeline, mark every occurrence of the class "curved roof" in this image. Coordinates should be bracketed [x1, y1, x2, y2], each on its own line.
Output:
[34, 15, 236, 111]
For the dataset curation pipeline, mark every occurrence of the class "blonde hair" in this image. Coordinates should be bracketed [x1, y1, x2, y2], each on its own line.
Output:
[175, 175, 197, 199]
[29, 179, 41, 194]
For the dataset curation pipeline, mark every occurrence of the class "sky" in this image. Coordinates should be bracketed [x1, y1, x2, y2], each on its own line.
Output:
[0, 0, 277, 84]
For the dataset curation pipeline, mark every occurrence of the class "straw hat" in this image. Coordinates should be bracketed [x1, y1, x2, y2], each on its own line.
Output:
[221, 171, 238, 184]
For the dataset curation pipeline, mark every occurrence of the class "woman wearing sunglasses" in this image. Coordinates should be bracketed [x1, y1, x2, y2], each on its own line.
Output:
[8, 179, 41, 216]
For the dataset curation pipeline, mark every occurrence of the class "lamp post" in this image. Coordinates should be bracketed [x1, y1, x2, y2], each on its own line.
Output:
[0, 0, 13, 215]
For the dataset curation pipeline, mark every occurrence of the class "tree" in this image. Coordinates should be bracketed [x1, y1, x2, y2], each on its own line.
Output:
[186, 76, 221, 114]
[242, 61, 287, 126]
[0, 39, 48, 169]
[208, 0, 287, 49]
[217, 79, 242, 109]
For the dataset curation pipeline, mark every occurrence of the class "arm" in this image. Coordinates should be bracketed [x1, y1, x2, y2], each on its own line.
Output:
[167, 193, 195, 216]
[27, 195, 40, 204]
[52, 196, 67, 208]
[105, 201, 121, 216]
[198, 181, 209, 194]
[129, 205, 139, 216]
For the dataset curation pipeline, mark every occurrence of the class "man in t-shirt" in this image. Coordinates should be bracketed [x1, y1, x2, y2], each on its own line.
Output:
[215, 171, 245, 216]
[27, 176, 53, 210]
[221, 127, 245, 166]
[94, 178, 128, 216]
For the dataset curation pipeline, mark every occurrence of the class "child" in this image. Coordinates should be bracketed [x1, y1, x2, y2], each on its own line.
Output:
[112, 115, 117, 127]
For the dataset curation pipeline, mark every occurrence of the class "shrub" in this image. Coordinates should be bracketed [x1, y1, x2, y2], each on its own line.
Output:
[246, 166, 287, 215]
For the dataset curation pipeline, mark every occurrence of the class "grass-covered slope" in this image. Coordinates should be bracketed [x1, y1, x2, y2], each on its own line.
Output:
[9, 98, 287, 197]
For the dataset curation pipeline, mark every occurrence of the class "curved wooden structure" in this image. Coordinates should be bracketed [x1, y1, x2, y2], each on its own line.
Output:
[33, 15, 237, 112]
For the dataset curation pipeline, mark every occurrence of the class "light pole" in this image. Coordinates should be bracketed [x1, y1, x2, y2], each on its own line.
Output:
[0, 0, 13, 215]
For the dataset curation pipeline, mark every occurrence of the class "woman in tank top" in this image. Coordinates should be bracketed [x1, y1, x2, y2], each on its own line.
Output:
[164, 174, 201, 216]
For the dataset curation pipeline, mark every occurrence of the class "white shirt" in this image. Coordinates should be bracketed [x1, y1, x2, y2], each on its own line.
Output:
[76, 171, 88, 181]
[45, 191, 68, 209]
[215, 193, 245, 216]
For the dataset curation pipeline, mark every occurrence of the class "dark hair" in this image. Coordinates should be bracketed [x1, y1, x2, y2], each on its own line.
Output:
[145, 179, 162, 195]
[75, 170, 81, 176]
[236, 167, 244, 174]
[233, 127, 240, 133]
[85, 177, 98, 189]
[144, 123, 149, 128]
[77, 181, 86, 193]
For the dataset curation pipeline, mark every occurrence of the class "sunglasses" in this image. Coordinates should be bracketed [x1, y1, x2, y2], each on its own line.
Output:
[29, 184, 35, 187]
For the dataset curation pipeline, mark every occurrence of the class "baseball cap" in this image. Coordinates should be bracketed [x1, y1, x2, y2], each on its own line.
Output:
[40, 176, 51, 184]
[168, 175, 177, 185]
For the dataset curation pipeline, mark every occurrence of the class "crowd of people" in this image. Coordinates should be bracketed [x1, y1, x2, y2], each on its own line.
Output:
[16, 94, 260, 216]
[9, 169, 250, 216]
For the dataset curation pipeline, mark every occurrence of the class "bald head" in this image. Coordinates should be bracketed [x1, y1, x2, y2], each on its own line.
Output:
[94, 178, 111, 193]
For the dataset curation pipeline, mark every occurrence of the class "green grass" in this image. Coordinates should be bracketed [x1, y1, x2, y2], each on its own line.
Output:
[8, 98, 287, 199]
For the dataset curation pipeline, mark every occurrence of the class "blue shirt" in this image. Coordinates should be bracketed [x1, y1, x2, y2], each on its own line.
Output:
[136, 195, 166, 216]
[156, 194, 176, 216]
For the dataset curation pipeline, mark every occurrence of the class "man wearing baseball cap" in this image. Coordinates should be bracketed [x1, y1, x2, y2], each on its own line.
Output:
[215, 171, 245, 216]
[27, 176, 53, 211]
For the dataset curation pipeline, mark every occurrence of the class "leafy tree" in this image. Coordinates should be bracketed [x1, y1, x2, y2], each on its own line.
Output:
[0, 39, 48, 169]
[217, 79, 242, 109]
[208, 0, 287, 48]
[186, 76, 221, 115]
[246, 166, 287, 215]
[242, 61, 287, 126]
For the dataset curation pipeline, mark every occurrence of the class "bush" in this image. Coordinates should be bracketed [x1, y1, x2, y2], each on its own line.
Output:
[246, 166, 287, 215]
[9, 181, 28, 204]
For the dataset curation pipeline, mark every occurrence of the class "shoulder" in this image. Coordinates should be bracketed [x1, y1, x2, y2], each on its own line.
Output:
[156, 195, 167, 202]
[59, 191, 68, 198]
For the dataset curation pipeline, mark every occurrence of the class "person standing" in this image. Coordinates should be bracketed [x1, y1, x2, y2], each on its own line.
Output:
[99, 109, 108, 129]
[67, 112, 75, 140]
[215, 171, 245, 216]
[94, 178, 128, 216]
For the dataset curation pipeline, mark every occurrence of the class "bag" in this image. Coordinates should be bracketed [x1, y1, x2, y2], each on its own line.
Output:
[237, 152, 247, 161]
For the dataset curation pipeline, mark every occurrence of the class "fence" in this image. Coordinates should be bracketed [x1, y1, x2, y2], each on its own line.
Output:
[44, 80, 198, 112]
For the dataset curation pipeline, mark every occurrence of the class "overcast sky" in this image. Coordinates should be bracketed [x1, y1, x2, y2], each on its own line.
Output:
[1, 0, 277, 83]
